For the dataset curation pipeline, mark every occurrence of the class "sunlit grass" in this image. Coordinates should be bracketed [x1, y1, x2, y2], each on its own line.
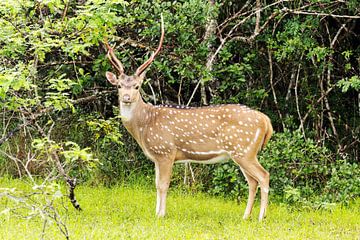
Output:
[1, 178, 359, 239]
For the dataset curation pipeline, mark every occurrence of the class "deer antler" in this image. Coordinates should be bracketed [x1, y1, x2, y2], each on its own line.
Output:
[135, 14, 165, 76]
[104, 39, 125, 75]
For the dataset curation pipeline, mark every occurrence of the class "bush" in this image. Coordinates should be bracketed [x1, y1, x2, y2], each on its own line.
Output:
[324, 161, 360, 203]
[207, 130, 360, 204]
[259, 129, 332, 199]
[209, 162, 247, 199]
[75, 112, 154, 186]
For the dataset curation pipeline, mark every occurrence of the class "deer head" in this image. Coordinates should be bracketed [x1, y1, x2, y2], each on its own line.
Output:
[105, 15, 165, 106]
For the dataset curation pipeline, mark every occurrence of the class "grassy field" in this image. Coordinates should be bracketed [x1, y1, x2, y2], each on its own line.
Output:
[1, 179, 359, 240]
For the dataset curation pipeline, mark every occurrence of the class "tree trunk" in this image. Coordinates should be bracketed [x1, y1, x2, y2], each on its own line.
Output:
[200, 0, 217, 106]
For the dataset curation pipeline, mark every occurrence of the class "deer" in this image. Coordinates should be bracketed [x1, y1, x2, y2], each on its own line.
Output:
[104, 16, 273, 221]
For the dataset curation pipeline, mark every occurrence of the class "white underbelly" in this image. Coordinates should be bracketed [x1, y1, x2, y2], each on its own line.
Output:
[176, 153, 231, 164]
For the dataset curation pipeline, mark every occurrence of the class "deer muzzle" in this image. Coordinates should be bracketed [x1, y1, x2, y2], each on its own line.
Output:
[122, 94, 131, 103]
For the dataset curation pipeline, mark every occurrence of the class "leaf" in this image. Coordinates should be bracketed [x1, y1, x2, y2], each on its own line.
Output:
[0, 208, 10, 215]
[53, 190, 63, 199]
[337, 76, 360, 92]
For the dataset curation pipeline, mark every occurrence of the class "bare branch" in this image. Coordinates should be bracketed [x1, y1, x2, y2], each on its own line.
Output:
[255, 0, 261, 34]
[283, 8, 360, 19]
[146, 81, 157, 105]
[268, 48, 285, 130]
[61, 0, 70, 22]
[218, 0, 251, 31]
[219, 0, 289, 35]
[38, 60, 93, 67]
[301, 86, 334, 124]
[231, 9, 281, 43]
[331, 24, 347, 48]
[294, 57, 305, 138]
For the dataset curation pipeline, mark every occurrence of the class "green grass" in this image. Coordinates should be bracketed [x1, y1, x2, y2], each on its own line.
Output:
[1, 178, 359, 240]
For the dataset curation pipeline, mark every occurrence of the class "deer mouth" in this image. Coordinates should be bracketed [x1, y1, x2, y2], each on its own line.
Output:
[122, 101, 132, 105]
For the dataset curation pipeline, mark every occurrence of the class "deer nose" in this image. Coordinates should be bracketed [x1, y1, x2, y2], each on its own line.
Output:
[123, 94, 131, 102]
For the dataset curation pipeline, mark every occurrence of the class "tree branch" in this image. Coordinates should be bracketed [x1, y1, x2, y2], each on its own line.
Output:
[283, 8, 360, 19]
[268, 48, 285, 130]
[255, 0, 261, 34]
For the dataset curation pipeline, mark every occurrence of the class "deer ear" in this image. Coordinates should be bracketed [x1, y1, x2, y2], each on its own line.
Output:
[106, 71, 119, 85]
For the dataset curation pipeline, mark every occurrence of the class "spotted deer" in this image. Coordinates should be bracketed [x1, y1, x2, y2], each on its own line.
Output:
[104, 16, 273, 221]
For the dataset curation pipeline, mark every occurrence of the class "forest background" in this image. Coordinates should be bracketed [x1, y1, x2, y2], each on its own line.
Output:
[0, 0, 359, 211]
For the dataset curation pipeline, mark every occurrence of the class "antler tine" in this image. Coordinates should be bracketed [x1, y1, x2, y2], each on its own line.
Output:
[104, 39, 125, 75]
[135, 14, 165, 76]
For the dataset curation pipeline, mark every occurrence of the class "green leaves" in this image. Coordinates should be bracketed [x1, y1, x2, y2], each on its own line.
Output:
[307, 46, 332, 62]
[337, 76, 360, 92]
[44, 92, 73, 111]
[269, 17, 318, 61]
[210, 162, 244, 199]
[0, 63, 33, 99]
[48, 76, 76, 92]
[32, 137, 98, 172]
[86, 115, 123, 146]
[62, 141, 96, 167]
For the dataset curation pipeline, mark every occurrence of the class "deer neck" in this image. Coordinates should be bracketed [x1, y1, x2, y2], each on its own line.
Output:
[119, 101, 137, 122]
[120, 97, 151, 142]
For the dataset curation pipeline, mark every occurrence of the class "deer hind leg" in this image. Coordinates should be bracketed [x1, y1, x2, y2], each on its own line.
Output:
[239, 167, 258, 220]
[233, 156, 270, 221]
[155, 160, 174, 217]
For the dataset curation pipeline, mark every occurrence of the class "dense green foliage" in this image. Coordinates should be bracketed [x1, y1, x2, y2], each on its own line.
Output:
[1, 0, 359, 205]
[210, 130, 360, 204]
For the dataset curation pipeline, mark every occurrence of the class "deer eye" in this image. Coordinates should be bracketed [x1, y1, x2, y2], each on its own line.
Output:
[134, 85, 140, 90]
[117, 85, 122, 89]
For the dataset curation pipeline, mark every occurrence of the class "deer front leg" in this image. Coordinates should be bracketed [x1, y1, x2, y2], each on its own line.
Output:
[155, 160, 174, 217]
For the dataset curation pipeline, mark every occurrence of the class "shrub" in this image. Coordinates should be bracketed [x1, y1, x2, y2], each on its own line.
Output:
[259, 129, 332, 199]
[208, 130, 338, 202]
[209, 162, 247, 199]
[323, 160, 360, 203]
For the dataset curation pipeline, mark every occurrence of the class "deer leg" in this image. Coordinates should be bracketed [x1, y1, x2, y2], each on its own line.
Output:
[239, 167, 258, 220]
[234, 157, 270, 221]
[155, 160, 173, 217]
